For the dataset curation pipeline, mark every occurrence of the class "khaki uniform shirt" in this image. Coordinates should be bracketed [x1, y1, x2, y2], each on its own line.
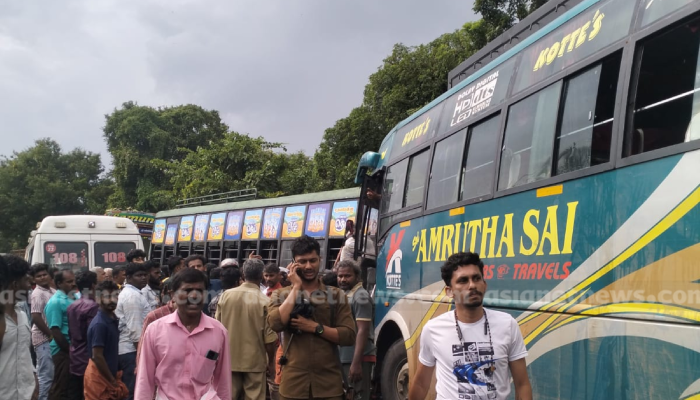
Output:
[216, 282, 278, 372]
[268, 281, 356, 399]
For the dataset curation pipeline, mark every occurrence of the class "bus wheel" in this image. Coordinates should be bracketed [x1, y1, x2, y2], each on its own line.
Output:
[381, 339, 409, 400]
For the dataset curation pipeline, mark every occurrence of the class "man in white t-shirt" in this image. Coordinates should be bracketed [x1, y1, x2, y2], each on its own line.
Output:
[409, 252, 532, 400]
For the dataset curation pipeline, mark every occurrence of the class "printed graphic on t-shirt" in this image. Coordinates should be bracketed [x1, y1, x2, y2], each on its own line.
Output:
[452, 341, 497, 399]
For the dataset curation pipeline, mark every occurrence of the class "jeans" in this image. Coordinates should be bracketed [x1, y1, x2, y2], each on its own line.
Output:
[35, 342, 54, 400]
[118, 352, 137, 400]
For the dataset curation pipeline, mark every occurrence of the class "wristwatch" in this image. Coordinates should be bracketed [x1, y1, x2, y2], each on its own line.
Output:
[314, 323, 324, 336]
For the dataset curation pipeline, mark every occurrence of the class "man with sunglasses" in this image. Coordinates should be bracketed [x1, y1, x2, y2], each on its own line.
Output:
[268, 235, 356, 400]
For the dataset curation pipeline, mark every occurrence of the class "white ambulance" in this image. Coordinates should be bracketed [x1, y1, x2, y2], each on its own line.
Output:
[25, 215, 145, 271]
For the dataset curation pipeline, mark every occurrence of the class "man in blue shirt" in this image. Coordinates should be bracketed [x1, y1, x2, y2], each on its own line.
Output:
[45, 269, 77, 399]
[85, 280, 127, 400]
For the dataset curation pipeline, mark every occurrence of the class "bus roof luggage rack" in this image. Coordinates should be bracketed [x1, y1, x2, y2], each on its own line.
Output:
[448, 0, 586, 88]
[176, 188, 258, 208]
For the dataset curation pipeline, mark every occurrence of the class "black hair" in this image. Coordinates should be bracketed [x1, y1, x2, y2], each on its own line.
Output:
[184, 254, 207, 267]
[125, 262, 148, 277]
[144, 259, 161, 271]
[170, 268, 207, 292]
[0, 255, 30, 290]
[96, 280, 119, 292]
[322, 270, 338, 287]
[126, 249, 147, 263]
[160, 265, 169, 278]
[113, 265, 126, 276]
[440, 252, 484, 286]
[263, 264, 280, 274]
[291, 235, 321, 259]
[75, 270, 97, 292]
[29, 263, 51, 278]
[54, 269, 74, 286]
[166, 256, 183, 275]
[210, 267, 222, 280]
[336, 260, 361, 278]
[205, 263, 217, 275]
[221, 268, 242, 290]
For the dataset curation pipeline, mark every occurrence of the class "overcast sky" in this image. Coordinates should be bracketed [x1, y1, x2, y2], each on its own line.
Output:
[0, 0, 477, 168]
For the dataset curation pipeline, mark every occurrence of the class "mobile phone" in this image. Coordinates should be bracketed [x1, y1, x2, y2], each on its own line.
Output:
[205, 350, 219, 361]
[296, 268, 304, 277]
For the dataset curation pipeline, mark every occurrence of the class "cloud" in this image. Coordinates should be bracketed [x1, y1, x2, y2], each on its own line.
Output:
[0, 0, 476, 166]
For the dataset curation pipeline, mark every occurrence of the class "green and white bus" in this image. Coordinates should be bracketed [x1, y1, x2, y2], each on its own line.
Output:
[353, 0, 700, 398]
[149, 188, 360, 270]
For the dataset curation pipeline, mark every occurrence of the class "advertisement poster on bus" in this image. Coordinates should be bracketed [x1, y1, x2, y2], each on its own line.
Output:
[329, 201, 357, 238]
[305, 203, 330, 237]
[193, 215, 210, 242]
[242, 209, 263, 240]
[282, 205, 306, 239]
[152, 219, 166, 244]
[178, 216, 195, 242]
[207, 213, 226, 241]
[164, 224, 177, 246]
[262, 208, 283, 239]
[225, 211, 244, 241]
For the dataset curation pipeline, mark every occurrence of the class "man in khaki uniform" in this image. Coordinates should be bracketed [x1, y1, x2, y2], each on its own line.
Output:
[268, 235, 356, 400]
[216, 258, 277, 400]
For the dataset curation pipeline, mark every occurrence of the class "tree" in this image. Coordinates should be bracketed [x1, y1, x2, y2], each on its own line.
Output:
[0, 139, 112, 252]
[103, 102, 229, 212]
[312, 0, 549, 189]
[160, 132, 319, 201]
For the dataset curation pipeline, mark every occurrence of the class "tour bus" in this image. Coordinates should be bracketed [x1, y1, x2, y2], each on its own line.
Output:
[25, 215, 145, 272]
[353, 0, 700, 398]
[149, 188, 362, 270]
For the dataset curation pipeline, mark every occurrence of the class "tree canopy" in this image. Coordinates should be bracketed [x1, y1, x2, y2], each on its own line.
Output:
[0, 139, 112, 252]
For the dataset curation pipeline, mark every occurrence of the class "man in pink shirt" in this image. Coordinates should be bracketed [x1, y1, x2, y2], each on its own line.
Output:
[135, 268, 231, 400]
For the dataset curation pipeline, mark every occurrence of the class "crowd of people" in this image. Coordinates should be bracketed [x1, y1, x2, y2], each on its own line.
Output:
[0, 235, 376, 400]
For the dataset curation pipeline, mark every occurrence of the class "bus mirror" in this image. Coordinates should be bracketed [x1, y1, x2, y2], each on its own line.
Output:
[354, 152, 381, 184]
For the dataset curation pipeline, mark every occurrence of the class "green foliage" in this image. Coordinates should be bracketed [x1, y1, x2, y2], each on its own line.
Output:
[104, 102, 229, 211]
[0, 139, 112, 252]
[160, 132, 319, 201]
[311, 0, 548, 189]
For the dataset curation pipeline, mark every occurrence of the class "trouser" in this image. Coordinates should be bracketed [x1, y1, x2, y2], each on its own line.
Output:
[35, 342, 54, 400]
[118, 352, 137, 400]
[342, 362, 373, 400]
[232, 371, 267, 400]
[68, 374, 84, 400]
[49, 350, 74, 400]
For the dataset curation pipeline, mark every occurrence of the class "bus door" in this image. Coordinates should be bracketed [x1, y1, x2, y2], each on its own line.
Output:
[355, 169, 383, 290]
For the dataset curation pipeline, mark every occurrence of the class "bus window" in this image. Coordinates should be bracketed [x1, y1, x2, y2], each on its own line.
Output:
[380, 159, 408, 214]
[95, 242, 136, 269]
[403, 150, 430, 208]
[427, 130, 467, 209]
[555, 53, 620, 174]
[625, 17, 700, 156]
[499, 81, 562, 190]
[44, 242, 89, 271]
[461, 114, 501, 201]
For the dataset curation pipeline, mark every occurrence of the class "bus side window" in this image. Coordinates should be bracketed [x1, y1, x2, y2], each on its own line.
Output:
[555, 53, 620, 174]
[427, 130, 467, 209]
[499, 81, 562, 190]
[403, 150, 430, 208]
[625, 16, 700, 156]
[461, 114, 501, 200]
[380, 159, 408, 214]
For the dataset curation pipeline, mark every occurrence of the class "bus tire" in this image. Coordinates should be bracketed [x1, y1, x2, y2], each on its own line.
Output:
[381, 339, 409, 400]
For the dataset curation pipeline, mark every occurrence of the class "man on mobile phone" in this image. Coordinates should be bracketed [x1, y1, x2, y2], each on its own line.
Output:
[268, 235, 356, 400]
